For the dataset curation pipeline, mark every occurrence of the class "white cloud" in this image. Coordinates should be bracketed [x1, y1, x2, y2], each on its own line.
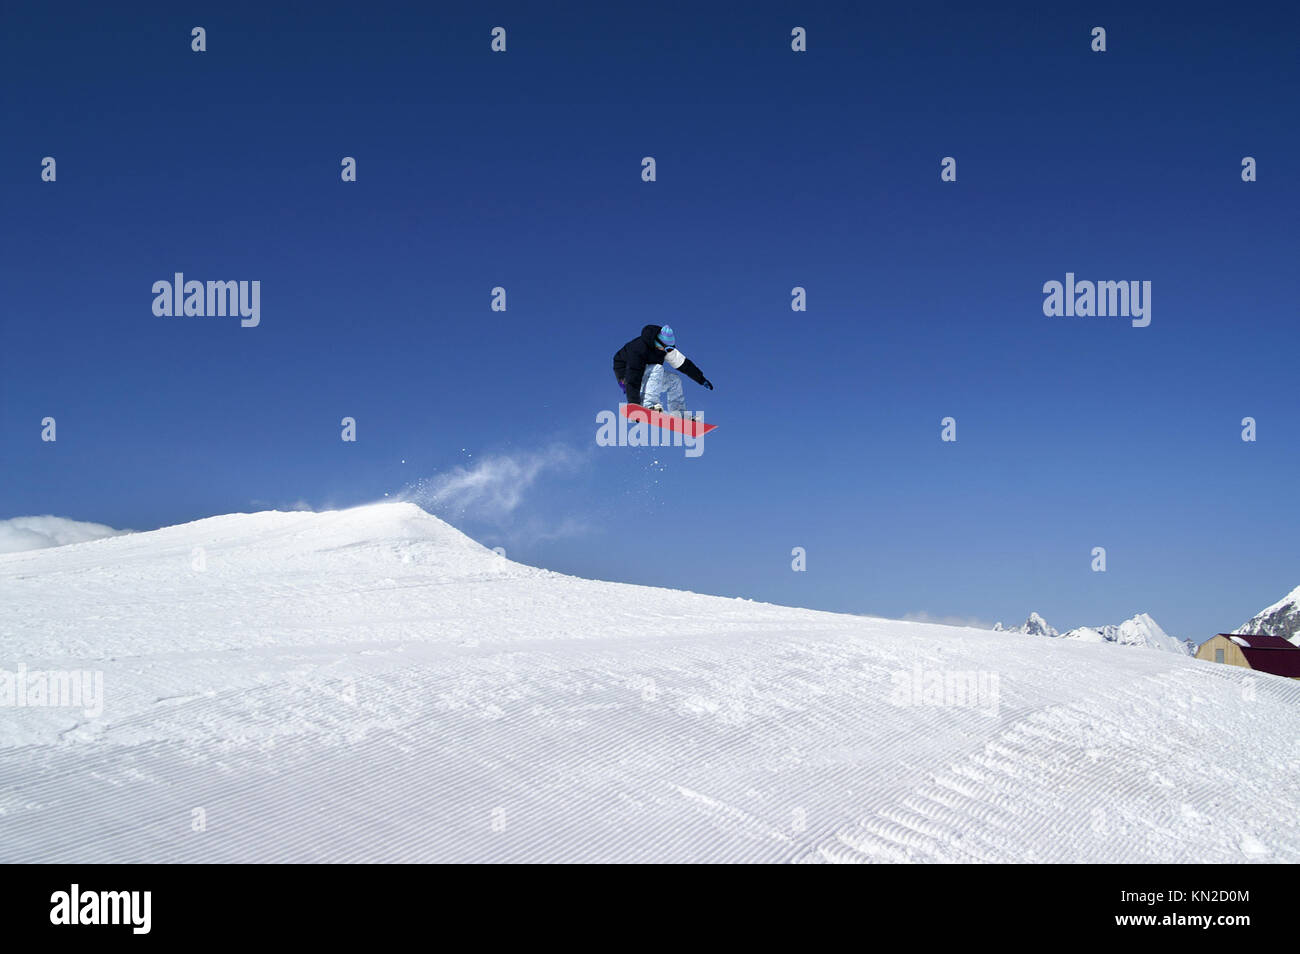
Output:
[0, 516, 132, 554]
[903, 611, 997, 630]
[248, 498, 316, 512]
[407, 446, 582, 523]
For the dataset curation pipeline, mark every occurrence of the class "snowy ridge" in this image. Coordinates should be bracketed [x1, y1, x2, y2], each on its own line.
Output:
[1063, 613, 1192, 655]
[1235, 585, 1300, 646]
[998, 612, 1191, 655]
[0, 515, 131, 554]
[1, 503, 1297, 863]
[995, 612, 1058, 637]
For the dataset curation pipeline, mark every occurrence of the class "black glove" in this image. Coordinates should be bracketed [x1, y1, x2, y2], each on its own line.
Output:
[701, 378, 713, 390]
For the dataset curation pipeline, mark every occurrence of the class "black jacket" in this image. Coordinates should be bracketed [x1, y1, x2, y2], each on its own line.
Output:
[612, 324, 707, 404]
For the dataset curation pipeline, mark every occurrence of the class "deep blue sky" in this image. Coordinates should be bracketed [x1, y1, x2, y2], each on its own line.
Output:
[3, 1, 1297, 641]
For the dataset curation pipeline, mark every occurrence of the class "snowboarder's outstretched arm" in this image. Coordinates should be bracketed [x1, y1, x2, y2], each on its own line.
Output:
[664, 348, 713, 390]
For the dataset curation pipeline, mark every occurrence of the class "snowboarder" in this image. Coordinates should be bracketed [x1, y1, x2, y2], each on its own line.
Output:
[612, 324, 713, 415]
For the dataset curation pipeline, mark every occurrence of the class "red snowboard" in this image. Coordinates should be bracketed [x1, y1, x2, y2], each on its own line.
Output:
[621, 403, 718, 437]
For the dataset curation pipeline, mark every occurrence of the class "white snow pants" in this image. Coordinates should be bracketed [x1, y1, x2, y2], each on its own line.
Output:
[640, 363, 686, 412]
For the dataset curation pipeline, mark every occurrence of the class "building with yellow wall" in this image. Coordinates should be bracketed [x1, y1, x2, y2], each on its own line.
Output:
[1196, 633, 1300, 679]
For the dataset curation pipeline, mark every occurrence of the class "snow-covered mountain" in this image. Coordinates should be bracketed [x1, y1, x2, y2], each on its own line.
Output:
[1, 502, 1296, 863]
[993, 612, 1058, 637]
[997, 612, 1191, 655]
[1234, 585, 1300, 646]
[1061, 613, 1193, 655]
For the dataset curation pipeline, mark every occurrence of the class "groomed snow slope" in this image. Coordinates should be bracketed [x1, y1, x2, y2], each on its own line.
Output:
[1, 503, 1297, 863]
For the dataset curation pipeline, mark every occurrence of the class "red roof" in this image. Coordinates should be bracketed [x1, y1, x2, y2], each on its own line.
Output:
[1239, 648, 1300, 678]
[1217, 633, 1298, 651]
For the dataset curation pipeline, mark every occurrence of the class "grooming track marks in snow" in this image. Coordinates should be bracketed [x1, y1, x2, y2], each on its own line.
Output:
[1, 503, 1297, 862]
